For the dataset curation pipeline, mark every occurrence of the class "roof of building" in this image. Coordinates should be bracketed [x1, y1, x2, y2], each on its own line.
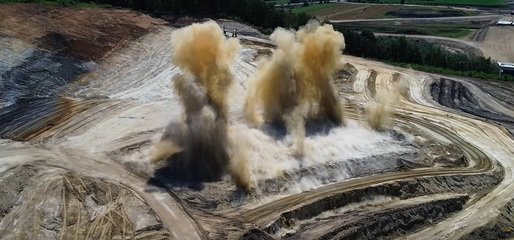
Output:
[499, 62, 514, 70]
[497, 20, 513, 25]
[497, 17, 514, 25]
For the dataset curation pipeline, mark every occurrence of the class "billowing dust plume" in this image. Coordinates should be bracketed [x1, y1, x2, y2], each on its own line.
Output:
[150, 21, 242, 182]
[244, 21, 345, 156]
[366, 91, 396, 132]
[149, 118, 187, 164]
[366, 77, 408, 131]
[295, 21, 345, 124]
[171, 20, 240, 121]
[244, 28, 298, 125]
[228, 128, 252, 190]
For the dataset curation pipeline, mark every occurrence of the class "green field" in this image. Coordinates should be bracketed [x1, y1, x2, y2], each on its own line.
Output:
[358, 0, 506, 6]
[292, 3, 339, 14]
[438, 29, 471, 38]
[336, 22, 477, 38]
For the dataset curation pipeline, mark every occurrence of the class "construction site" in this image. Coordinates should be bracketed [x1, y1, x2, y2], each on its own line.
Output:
[1, 2, 514, 240]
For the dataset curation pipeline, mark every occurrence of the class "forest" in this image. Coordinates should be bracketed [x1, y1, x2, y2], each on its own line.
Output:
[339, 29, 513, 80]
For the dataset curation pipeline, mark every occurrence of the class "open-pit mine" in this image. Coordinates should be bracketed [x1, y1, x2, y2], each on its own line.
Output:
[1, 4, 514, 240]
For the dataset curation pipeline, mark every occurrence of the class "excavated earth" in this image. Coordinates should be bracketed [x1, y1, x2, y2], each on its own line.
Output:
[1, 4, 514, 240]
[430, 78, 514, 134]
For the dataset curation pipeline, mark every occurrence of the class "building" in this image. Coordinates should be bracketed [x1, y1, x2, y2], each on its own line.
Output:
[498, 62, 514, 76]
[497, 19, 513, 25]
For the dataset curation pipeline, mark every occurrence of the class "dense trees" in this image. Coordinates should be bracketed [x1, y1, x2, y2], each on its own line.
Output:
[76, 0, 311, 30]
[340, 28, 512, 80]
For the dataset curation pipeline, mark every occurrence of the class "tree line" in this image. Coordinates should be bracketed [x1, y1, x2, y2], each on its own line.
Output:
[338, 28, 513, 81]
[125, 0, 311, 30]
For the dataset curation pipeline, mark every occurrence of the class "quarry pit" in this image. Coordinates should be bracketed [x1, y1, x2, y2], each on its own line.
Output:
[1, 4, 514, 240]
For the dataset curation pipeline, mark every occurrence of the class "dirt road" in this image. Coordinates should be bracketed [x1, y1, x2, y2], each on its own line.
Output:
[375, 27, 514, 63]
[330, 14, 502, 23]
[375, 33, 483, 56]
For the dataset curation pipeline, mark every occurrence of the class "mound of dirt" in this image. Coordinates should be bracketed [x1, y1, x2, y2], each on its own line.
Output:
[0, 4, 166, 61]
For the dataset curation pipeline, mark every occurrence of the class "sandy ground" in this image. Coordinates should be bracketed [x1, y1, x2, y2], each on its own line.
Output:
[478, 26, 514, 62]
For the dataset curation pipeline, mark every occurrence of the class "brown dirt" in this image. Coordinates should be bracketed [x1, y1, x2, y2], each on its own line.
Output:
[0, 4, 167, 61]
[478, 26, 514, 62]
[468, 27, 489, 42]
[326, 5, 401, 20]
[310, 4, 368, 18]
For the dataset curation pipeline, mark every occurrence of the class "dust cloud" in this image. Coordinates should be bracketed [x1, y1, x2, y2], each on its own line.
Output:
[366, 76, 407, 131]
[150, 21, 242, 182]
[295, 20, 346, 125]
[228, 129, 252, 190]
[244, 20, 346, 157]
[366, 90, 397, 132]
[171, 20, 240, 121]
[244, 28, 298, 125]
[149, 20, 403, 190]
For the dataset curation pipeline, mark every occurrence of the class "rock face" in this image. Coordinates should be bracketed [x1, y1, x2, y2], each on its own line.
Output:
[0, 48, 93, 141]
[0, 5, 173, 239]
[431, 78, 514, 127]
[284, 194, 469, 240]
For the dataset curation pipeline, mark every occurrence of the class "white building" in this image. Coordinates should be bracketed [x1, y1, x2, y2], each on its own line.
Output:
[497, 20, 513, 25]
[498, 62, 514, 76]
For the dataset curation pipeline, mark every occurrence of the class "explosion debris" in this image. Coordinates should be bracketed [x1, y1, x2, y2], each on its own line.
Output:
[244, 21, 346, 157]
[150, 21, 240, 182]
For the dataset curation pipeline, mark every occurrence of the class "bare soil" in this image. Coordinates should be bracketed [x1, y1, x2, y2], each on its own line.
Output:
[468, 26, 489, 41]
[478, 26, 514, 62]
[0, 4, 166, 61]
[327, 5, 401, 20]
[310, 4, 368, 18]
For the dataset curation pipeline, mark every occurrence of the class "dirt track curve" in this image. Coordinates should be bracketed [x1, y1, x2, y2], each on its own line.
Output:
[329, 14, 502, 23]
